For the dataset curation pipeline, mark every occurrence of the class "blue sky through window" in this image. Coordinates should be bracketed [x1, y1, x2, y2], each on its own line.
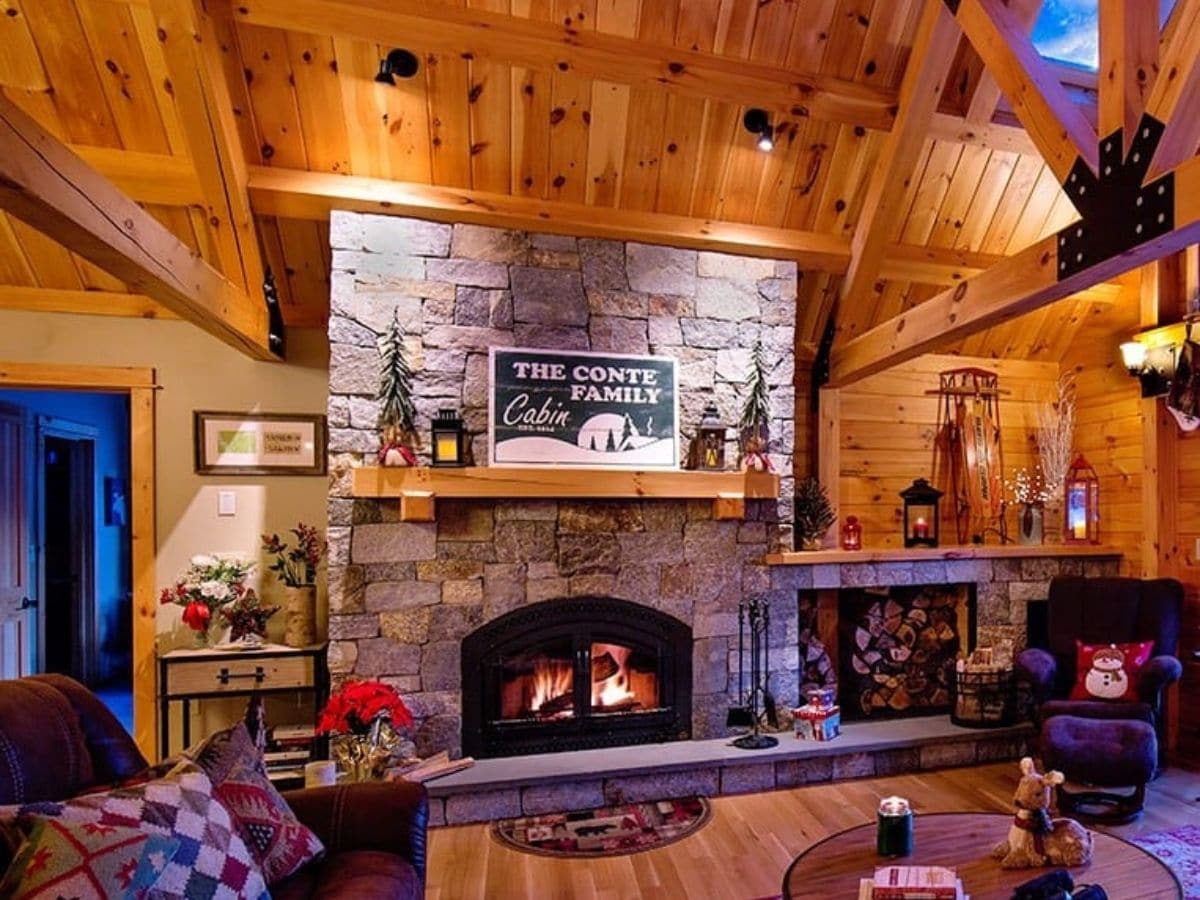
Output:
[1030, 0, 1178, 71]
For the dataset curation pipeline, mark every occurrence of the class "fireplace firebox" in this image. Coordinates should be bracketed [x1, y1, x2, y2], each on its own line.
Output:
[461, 597, 692, 758]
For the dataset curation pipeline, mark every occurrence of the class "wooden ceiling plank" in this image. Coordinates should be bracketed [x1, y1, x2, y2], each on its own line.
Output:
[75, 0, 172, 154]
[232, 0, 898, 131]
[951, 0, 1099, 182]
[782, 119, 842, 233]
[674, 0, 721, 53]
[148, 0, 265, 296]
[752, 114, 811, 228]
[582, 80, 629, 207]
[0, 1, 50, 91]
[956, 149, 1018, 251]
[0, 213, 37, 286]
[426, 51, 474, 188]
[546, 69, 591, 204]
[898, 142, 963, 246]
[237, 23, 310, 170]
[512, 66, 552, 198]
[127, 4, 190, 156]
[711, 0, 755, 58]
[6, 216, 84, 291]
[653, 93, 707, 217]
[687, 99, 738, 219]
[927, 111, 1039, 156]
[284, 32, 351, 175]
[829, 150, 1200, 386]
[0, 93, 272, 358]
[783, 0, 837, 73]
[595, 0, 639, 40]
[69, 145, 202, 206]
[468, 59, 514, 195]
[964, 0, 1043, 125]
[618, 87, 669, 212]
[836, 2, 962, 344]
[1144, 0, 1200, 179]
[0, 286, 172, 319]
[978, 153, 1044, 253]
[1098, 0, 1158, 149]
[821, 0, 875, 82]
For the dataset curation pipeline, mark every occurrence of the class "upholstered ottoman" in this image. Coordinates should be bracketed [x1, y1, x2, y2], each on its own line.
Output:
[1040, 714, 1158, 822]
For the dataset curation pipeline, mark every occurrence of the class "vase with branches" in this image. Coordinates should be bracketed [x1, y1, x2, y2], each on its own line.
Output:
[1036, 374, 1076, 541]
[263, 524, 326, 647]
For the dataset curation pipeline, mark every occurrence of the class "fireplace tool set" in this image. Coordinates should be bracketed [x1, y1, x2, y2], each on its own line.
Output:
[727, 596, 778, 750]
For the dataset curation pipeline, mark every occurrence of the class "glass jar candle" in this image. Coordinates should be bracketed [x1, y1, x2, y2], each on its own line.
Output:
[841, 516, 862, 551]
[877, 795, 913, 857]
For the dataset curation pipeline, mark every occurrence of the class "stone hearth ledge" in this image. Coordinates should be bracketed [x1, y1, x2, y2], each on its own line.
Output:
[425, 715, 1032, 826]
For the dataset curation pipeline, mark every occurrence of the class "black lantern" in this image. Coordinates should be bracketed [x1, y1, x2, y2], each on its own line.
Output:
[900, 478, 943, 548]
[697, 404, 727, 470]
[430, 408, 467, 467]
[1064, 455, 1100, 544]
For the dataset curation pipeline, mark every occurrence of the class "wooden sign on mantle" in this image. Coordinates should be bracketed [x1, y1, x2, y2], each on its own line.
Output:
[488, 347, 679, 468]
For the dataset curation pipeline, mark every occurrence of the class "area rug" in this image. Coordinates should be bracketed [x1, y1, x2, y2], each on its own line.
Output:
[1130, 825, 1200, 899]
[491, 797, 711, 857]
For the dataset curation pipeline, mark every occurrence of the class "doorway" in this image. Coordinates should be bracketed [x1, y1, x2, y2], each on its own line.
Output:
[0, 389, 134, 733]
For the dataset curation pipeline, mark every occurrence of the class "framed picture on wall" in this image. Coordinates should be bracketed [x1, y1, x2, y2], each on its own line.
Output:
[194, 412, 327, 476]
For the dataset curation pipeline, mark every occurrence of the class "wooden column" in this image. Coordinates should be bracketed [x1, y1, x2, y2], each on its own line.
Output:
[817, 387, 840, 548]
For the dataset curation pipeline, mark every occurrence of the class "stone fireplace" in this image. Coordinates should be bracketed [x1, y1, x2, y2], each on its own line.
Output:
[325, 212, 798, 757]
[460, 596, 692, 758]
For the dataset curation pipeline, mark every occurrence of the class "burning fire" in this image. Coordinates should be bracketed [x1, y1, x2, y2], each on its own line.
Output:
[529, 660, 573, 718]
[591, 643, 636, 709]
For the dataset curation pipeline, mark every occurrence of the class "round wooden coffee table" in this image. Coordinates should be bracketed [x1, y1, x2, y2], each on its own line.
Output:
[782, 812, 1181, 899]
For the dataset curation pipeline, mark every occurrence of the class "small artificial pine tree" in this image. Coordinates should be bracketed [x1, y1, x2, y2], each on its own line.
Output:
[739, 340, 773, 470]
[376, 309, 417, 446]
[794, 477, 836, 547]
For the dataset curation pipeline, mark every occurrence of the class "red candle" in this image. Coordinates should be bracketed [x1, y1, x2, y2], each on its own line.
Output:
[913, 517, 929, 540]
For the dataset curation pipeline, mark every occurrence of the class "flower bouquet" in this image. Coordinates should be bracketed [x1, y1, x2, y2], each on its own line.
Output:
[160, 555, 256, 646]
[263, 524, 326, 647]
[317, 680, 414, 782]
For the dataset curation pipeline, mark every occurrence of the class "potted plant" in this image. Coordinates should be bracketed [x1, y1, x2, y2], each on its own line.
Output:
[795, 477, 836, 551]
[262, 524, 326, 647]
[317, 679, 415, 781]
[159, 555, 255, 646]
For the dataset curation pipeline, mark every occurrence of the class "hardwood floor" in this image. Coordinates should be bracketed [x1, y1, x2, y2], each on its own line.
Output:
[426, 762, 1200, 899]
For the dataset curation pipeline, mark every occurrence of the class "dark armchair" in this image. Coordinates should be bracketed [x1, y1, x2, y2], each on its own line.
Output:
[1016, 575, 1184, 743]
[0, 675, 428, 899]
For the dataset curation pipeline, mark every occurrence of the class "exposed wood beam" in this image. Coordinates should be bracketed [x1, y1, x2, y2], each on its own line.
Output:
[0, 93, 273, 358]
[232, 0, 896, 130]
[965, 0, 1044, 125]
[69, 147, 202, 206]
[928, 112, 1039, 155]
[828, 152, 1200, 386]
[247, 164, 1052, 284]
[1098, 0, 1159, 149]
[1144, 0, 1200, 179]
[836, 2, 962, 345]
[148, 0, 264, 294]
[951, 0, 1100, 182]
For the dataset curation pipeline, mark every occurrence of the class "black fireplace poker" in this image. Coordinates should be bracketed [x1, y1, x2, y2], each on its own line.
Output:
[729, 596, 778, 751]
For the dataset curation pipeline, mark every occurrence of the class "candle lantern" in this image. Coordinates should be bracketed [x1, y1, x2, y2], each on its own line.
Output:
[841, 516, 863, 551]
[696, 404, 727, 470]
[876, 796, 914, 857]
[900, 478, 943, 548]
[1064, 454, 1100, 543]
[430, 408, 467, 467]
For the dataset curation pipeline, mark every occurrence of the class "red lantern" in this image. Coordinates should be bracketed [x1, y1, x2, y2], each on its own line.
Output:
[1064, 455, 1100, 544]
[841, 516, 862, 551]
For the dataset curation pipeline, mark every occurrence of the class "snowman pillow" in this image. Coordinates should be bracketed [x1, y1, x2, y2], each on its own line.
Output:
[1069, 640, 1155, 702]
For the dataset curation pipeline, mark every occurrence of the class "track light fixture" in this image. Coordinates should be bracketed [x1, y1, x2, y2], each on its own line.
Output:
[375, 49, 420, 85]
[743, 107, 774, 152]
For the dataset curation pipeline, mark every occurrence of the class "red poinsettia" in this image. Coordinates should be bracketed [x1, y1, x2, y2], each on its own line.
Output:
[317, 680, 413, 736]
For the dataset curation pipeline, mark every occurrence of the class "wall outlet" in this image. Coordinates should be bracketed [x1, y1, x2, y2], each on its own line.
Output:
[218, 490, 237, 517]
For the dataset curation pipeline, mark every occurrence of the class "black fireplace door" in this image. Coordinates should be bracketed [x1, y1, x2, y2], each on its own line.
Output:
[461, 596, 692, 758]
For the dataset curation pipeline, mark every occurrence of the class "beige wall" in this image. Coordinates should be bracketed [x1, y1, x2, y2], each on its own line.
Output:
[0, 310, 330, 645]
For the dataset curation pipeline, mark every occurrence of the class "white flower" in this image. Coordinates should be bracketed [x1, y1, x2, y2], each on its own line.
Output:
[191, 554, 216, 568]
[199, 580, 230, 601]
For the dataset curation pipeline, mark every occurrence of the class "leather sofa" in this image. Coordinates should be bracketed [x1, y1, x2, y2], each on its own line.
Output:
[0, 674, 428, 899]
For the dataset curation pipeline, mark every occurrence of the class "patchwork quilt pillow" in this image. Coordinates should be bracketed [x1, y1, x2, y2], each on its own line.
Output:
[186, 721, 324, 884]
[0, 817, 178, 900]
[1, 761, 268, 900]
[1069, 639, 1155, 702]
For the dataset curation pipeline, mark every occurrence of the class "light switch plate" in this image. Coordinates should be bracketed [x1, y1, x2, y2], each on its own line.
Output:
[218, 490, 237, 517]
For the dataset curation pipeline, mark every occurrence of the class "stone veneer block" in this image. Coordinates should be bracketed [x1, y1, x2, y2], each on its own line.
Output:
[831, 753, 876, 780]
[445, 790, 521, 825]
[520, 781, 606, 816]
[351, 524, 437, 563]
[719, 763, 776, 795]
[919, 741, 978, 769]
[625, 243, 697, 295]
[603, 769, 719, 805]
[511, 266, 587, 325]
[873, 748, 920, 776]
[775, 756, 833, 788]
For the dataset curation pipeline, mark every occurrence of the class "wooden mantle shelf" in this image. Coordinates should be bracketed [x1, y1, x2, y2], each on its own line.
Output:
[351, 466, 780, 521]
[765, 544, 1123, 566]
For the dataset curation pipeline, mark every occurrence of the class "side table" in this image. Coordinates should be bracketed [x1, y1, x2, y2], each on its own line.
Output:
[158, 642, 328, 760]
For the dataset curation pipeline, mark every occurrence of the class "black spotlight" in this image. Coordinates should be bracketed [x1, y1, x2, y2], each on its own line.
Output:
[375, 49, 420, 85]
[743, 107, 774, 151]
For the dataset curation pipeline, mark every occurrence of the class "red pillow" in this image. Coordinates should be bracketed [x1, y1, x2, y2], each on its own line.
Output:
[1070, 640, 1155, 702]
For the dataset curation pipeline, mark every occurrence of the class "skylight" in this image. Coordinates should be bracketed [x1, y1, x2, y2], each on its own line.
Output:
[1030, 0, 1178, 72]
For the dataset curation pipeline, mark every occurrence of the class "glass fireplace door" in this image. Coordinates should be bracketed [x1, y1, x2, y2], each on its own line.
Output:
[496, 637, 577, 722]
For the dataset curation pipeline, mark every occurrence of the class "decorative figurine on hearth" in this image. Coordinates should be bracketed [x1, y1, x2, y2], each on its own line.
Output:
[376, 309, 418, 467]
[992, 757, 1093, 869]
[739, 340, 773, 472]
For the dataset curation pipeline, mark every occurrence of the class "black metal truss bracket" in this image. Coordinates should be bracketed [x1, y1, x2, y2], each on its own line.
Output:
[1056, 114, 1174, 280]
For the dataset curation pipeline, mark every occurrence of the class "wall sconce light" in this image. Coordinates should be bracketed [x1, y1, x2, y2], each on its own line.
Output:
[375, 49, 420, 85]
[743, 108, 774, 152]
[1119, 339, 1176, 397]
